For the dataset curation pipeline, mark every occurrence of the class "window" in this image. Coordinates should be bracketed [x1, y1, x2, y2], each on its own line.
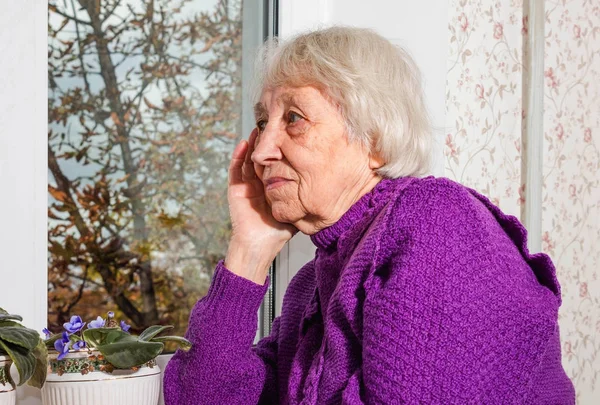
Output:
[47, 0, 273, 340]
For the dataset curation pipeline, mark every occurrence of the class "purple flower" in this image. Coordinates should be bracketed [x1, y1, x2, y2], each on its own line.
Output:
[107, 311, 115, 319]
[42, 328, 52, 339]
[54, 332, 71, 360]
[120, 320, 131, 333]
[72, 340, 86, 350]
[63, 315, 86, 333]
[87, 316, 106, 329]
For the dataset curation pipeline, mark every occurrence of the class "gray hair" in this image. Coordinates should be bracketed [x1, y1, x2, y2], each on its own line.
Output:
[252, 26, 432, 178]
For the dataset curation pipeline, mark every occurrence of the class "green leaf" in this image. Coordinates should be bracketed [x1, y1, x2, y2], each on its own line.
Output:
[0, 320, 23, 328]
[27, 339, 48, 389]
[151, 336, 191, 351]
[0, 308, 23, 323]
[0, 327, 40, 351]
[0, 314, 23, 322]
[96, 340, 164, 369]
[0, 311, 23, 322]
[83, 328, 134, 348]
[138, 325, 173, 341]
[0, 339, 34, 386]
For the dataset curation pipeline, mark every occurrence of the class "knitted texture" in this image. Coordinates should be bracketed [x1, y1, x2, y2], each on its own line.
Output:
[163, 176, 575, 404]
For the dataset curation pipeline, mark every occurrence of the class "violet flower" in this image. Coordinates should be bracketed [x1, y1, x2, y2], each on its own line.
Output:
[87, 316, 106, 329]
[42, 328, 52, 339]
[54, 332, 71, 360]
[120, 320, 131, 333]
[63, 315, 86, 334]
[107, 311, 115, 318]
[72, 340, 86, 350]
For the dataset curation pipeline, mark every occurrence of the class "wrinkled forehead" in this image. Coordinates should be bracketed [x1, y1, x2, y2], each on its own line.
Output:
[254, 90, 297, 116]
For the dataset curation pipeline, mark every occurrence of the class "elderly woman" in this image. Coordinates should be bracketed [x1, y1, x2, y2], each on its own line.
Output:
[164, 27, 574, 404]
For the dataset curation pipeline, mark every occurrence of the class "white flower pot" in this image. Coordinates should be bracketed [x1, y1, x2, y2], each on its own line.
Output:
[0, 356, 16, 405]
[41, 350, 160, 405]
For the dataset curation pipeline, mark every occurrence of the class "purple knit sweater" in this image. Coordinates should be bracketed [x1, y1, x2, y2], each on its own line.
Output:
[164, 176, 575, 404]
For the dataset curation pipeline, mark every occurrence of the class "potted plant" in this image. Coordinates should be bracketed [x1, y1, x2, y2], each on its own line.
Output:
[0, 308, 47, 405]
[42, 312, 191, 405]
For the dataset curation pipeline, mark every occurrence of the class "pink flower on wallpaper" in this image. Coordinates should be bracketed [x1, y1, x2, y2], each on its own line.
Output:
[584, 127, 592, 143]
[573, 24, 581, 39]
[564, 341, 573, 356]
[522, 16, 529, 35]
[555, 123, 565, 141]
[475, 84, 484, 99]
[459, 13, 469, 32]
[445, 134, 458, 158]
[542, 231, 555, 254]
[518, 184, 526, 206]
[493, 22, 503, 39]
[580, 282, 588, 298]
[569, 184, 577, 198]
[545, 67, 559, 89]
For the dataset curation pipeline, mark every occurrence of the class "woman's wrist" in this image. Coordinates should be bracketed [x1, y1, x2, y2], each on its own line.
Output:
[224, 238, 280, 285]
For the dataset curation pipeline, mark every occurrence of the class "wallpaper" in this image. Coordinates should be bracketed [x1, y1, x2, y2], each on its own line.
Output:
[446, 0, 525, 218]
[542, 0, 600, 402]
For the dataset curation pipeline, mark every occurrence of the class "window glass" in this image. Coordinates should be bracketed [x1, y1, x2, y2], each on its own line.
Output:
[48, 0, 245, 338]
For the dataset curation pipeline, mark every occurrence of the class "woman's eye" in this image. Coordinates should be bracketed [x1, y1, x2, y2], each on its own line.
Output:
[256, 120, 267, 132]
[288, 111, 303, 124]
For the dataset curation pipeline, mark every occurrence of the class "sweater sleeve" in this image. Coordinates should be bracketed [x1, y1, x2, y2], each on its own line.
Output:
[163, 260, 279, 405]
[359, 179, 563, 404]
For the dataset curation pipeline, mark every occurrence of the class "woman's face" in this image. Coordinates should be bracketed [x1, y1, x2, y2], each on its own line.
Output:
[252, 86, 381, 234]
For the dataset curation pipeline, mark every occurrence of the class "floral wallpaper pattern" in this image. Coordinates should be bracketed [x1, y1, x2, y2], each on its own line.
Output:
[542, 0, 600, 402]
[445, 0, 525, 218]
[446, 0, 599, 402]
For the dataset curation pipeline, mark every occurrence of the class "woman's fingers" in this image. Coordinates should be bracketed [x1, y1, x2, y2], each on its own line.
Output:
[246, 129, 258, 163]
[242, 129, 259, 182]
[229, 139, 248, 185]
[230, 129, 261, 186]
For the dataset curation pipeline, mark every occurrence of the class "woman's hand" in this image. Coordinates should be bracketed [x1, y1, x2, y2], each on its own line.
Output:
[225, 129, 297, 284]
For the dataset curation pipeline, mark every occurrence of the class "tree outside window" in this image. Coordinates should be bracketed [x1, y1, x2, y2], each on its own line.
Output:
[48, 0, 242, 338]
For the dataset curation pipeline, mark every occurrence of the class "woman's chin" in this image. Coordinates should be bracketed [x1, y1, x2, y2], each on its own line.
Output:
[270, 203, 301, 225]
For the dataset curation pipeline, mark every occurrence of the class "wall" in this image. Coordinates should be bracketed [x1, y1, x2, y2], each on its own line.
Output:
[542, 0, 600, 401]
[0, 1, 47, 403]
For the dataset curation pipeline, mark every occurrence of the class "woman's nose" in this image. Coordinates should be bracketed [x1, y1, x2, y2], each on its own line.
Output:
[251, 125, 283, 166]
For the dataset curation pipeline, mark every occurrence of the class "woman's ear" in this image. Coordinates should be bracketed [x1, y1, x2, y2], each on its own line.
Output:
[368, 152, 385, 170]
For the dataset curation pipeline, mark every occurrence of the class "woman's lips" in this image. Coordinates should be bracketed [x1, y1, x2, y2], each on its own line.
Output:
[265, 177, 291, 190]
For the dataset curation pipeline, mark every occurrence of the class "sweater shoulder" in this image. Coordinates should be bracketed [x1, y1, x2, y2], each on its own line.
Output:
[365, 176, 562, 302]
[382, 176, 511, 242]
[390, 176, 479, 214]
[365, 177, 483, 265]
